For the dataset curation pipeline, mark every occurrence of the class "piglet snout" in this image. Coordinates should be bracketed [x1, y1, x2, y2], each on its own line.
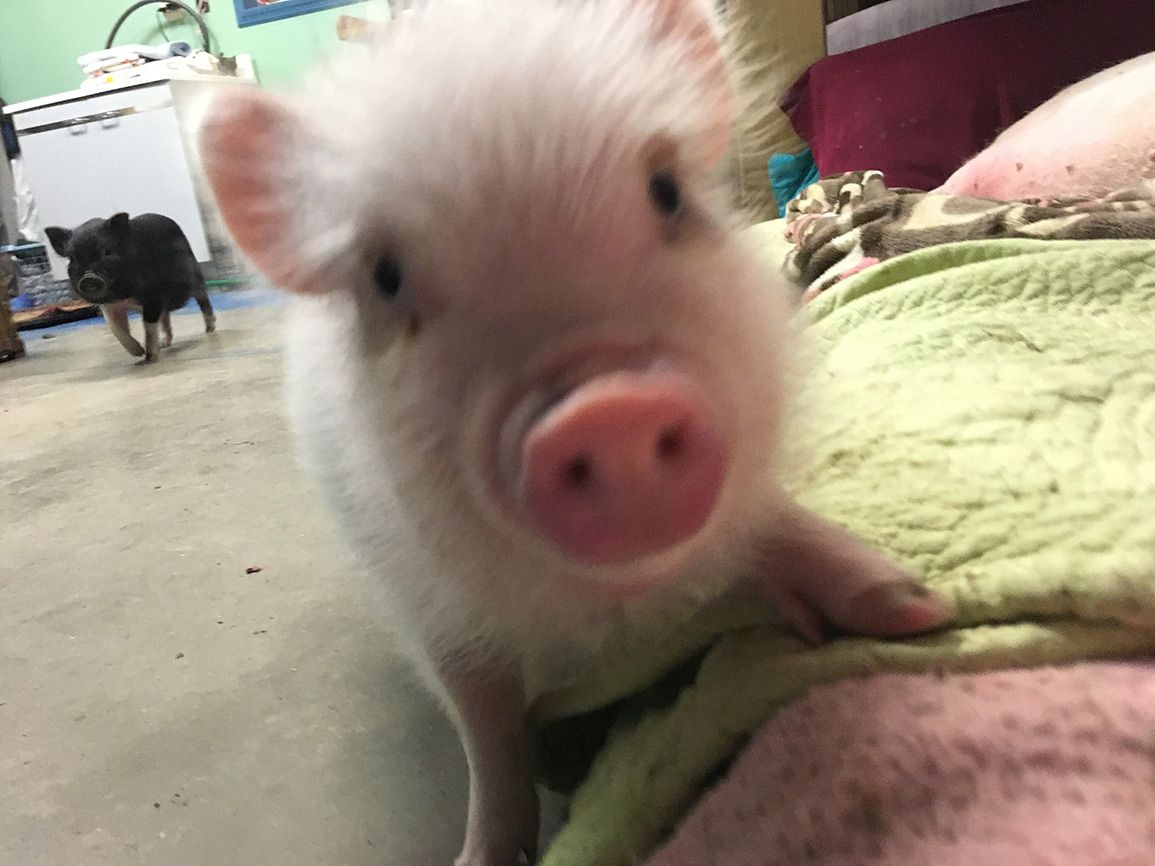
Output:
[76, 272, 110, 301]
[519, 372, 728, 569]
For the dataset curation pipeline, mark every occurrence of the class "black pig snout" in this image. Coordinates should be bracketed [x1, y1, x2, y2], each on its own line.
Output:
[76, 271, 110, 301]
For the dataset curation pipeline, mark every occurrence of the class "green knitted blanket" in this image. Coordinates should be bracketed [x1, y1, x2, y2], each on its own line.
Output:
[534, 238, 1155, 866]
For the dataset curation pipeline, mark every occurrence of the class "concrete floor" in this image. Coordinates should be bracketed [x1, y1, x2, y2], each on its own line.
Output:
[0, 294, 471, 865]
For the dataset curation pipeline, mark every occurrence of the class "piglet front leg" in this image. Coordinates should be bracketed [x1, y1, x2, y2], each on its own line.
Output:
[101, 302, 145, 357]
[439, 657, 540, 866]
[758, 501, 953, 644]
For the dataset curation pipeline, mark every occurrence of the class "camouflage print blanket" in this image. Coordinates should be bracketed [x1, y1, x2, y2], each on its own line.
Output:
[784, 171, 1155, 299]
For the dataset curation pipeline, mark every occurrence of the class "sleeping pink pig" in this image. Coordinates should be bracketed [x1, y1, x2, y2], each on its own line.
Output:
[198, 1, 952, 863]
[940, 51, 1155, 201]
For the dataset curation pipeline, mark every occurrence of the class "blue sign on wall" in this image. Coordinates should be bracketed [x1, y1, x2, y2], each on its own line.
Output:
[233, 0, 362, 28]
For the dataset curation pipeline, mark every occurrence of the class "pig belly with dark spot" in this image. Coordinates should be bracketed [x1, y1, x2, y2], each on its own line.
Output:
[940, 51, 1155, 202]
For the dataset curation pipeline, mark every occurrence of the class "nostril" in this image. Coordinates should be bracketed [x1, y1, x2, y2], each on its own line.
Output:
[563, 454, 594, 489]
[656, 424, 687, 463]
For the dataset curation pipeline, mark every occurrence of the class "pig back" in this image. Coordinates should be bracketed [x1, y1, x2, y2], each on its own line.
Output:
[127, 213, 201, 283]
[940, 51, 1155, 201]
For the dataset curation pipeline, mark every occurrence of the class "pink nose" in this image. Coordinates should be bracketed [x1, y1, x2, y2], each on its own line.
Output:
[520, 373, 728, 566]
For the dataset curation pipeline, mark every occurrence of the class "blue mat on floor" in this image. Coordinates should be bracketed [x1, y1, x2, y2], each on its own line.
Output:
[31, 284, 282, 337]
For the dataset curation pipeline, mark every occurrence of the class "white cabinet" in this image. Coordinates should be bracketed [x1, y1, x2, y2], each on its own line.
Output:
[6, 78, 245, 280]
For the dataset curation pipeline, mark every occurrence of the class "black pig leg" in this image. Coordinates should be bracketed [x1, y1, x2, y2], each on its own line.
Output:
[192, 286, 216, 333]
[101, 302, 145, 357]
[141, 302, 164, 362]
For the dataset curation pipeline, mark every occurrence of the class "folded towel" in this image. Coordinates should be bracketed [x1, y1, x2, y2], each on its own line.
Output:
[77, 42, 192, 69]
[783, 172, 1155, 297]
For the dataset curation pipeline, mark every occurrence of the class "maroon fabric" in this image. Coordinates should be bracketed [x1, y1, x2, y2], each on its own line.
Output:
[781, 0, 1155, 191]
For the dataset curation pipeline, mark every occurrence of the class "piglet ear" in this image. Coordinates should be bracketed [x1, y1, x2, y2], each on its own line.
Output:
[44, 226, 72, 258]
[199, 88, 321, 294]
[108, 212, 131, 241]
[647, 0, 731, 166]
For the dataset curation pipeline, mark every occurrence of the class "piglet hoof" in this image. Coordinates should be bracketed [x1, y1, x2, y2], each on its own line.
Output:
[760, 502, 954, 644]
[159, 335, 173, 349]
[454, 846, 532, 866]
[454, 821, 537, 866]
[143, 351, 159, 364]
[831, 578, 951, 638]
[454, 794, 539, 866]
[125, 341, 146, 357]
[205, 316, 217, 334]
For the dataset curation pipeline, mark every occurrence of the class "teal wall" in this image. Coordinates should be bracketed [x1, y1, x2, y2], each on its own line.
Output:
[0, 0, 391, 104]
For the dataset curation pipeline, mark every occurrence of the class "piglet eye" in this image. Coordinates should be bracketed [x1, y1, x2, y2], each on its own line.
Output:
[372, 256, 403, 301]
[648, 171, 682, 217]
[102, 246, 115, 257]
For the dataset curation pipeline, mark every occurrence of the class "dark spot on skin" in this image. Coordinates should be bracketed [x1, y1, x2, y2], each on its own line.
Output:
[851, 794, 887, 835]
[910, 700, 939, 717]
[948, 792, 974, 811]
[1023, 747, 1063, 771]
[1015, 162, 1024, 172]
[1120, 735, 1150, 756]
[1073, 727, 1101, 746]
[1065, 165, 1076, 174]
[1063, 787, 1087, 805]
[959, 740, 990, 771]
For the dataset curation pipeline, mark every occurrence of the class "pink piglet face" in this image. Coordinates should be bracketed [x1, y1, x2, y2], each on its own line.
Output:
[201, 0, 791, 592]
